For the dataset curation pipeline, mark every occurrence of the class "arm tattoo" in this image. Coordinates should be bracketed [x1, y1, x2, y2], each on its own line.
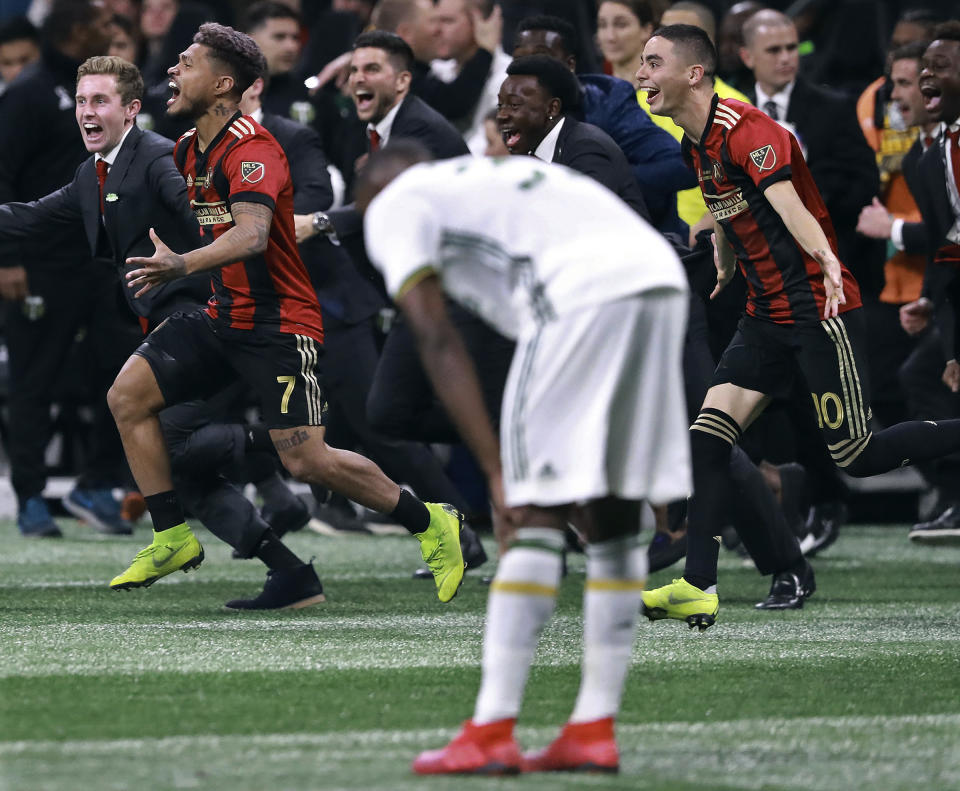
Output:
[232, 201, 273, 255]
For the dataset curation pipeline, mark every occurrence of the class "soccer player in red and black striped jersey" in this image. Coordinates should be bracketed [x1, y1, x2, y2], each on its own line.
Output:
[635, 24, 960, 627]
[107, 23, 467, 604]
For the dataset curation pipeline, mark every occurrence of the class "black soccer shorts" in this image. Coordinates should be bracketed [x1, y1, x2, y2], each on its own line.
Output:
[712, 308, 873, 469]
[135, 309, 327, 429]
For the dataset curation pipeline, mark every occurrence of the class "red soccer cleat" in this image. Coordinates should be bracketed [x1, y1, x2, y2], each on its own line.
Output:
[411, 719, 521, 775]
[521, 717, 620, 773]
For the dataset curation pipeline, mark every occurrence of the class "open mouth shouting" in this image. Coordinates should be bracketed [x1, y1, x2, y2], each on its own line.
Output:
[499, 125, 523, 153]
[82, 121, 106, 146]
[353, 88, 375, 117]
[167, 79, 181, 108]
[920, 80, 941, 115]
[642, 85, 662, 107]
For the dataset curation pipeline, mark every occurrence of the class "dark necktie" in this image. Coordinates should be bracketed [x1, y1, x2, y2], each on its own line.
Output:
[96, 158, 109, 214]
[763, 100, 779, 121]
[369, 129, 381, 152]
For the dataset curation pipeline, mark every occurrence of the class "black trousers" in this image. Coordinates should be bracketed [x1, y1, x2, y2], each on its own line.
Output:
[324, 315, 474, 509]
[366, 302, 515, 444]
[4, 264, 141, 505]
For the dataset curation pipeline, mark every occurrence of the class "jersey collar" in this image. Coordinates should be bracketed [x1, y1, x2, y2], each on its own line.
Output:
[194, 110, 244, 166]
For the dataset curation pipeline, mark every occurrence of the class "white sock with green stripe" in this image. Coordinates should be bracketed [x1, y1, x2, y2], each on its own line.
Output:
[472, 527, 565, 725]
[570, 534, 647, 723]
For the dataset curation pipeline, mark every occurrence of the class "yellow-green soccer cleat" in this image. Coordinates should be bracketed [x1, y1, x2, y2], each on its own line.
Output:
[418, 503, 466, 603]
[641, 577, 719, 631]
[109, 525, 204, 590]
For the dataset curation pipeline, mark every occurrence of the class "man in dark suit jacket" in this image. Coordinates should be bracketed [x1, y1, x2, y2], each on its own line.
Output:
[498, 55, 650, 220]
[741, 9, 881, 292]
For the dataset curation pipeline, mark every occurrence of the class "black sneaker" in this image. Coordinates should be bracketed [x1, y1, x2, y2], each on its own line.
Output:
[801, 500, 847, 557]
[909, 505, 960, 545]
[755, 561, 816, 610]
[647, 530, 687, 573]
[260, 497, 311, 538]
[413, 521, 487, 578]
[224, 562, 326, 610]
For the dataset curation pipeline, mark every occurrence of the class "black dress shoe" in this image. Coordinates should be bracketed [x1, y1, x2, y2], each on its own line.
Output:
[802, 500, 847, 557]
[224, 561, 325, 610]
[909, 504, 960, 545]
[755, 560, 816, 610]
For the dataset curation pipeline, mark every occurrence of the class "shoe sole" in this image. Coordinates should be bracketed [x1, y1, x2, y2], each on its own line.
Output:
[413, 763, 520, 776]
[223, 592, 327, 611]
[909, 530, 960, 545]
[523, 763, 619, 774]
[62, 497, 132, 535]
[643, 606, 716, 631]
[110, 547, 205, 591]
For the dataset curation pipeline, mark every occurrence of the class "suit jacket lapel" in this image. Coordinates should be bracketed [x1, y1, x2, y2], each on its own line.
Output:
[552, 117, 574, 163]
[101, 124, 142, 256]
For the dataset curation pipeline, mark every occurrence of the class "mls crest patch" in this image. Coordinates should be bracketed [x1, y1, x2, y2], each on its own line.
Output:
[749, 145, 776, 172]
[241, 161, 265, 183]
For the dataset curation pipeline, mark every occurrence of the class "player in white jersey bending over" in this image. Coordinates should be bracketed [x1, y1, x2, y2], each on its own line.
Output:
[356, 143, 692, 775]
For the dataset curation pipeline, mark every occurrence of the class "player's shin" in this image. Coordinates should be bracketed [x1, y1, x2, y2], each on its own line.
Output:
[473, 528, 564, 725]
[570, 534, 647, 723]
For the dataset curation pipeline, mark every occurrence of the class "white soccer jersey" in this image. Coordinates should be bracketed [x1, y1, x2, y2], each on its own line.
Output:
[364, 156, 687, 339]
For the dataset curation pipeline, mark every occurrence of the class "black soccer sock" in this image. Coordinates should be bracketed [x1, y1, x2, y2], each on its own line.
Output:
[244, 424, 277, 455]
[145, 490, 186, 534]
[391, 488, 431, 535]
[728, 448, 803, 576]
[254, 529, 303, 571]
[684, 409, 741, 590]
[843, 419, 960, 478]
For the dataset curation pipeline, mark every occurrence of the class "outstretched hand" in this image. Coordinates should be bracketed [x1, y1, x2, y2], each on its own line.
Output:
[813, 249, 846, 319]
[125, 228, 187, 298]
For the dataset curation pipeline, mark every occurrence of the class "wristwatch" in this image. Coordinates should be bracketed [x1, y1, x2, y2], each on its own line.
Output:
[311, 211, 333, 236]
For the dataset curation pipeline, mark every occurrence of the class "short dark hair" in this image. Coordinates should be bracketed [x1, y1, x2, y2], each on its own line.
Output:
[515, 14, 578, 57]
[899, 8, 942, 29]
[506, 54, 580, 114]
[193, 23, 266, 99]
[354, 139, 433, 209]
[42, 0, 99, 46]
[651, 23, 717, 78]
[0, 16, 39, 47]
[353, 30, 414, 73]
[890, 40, 929, 64]
[931, 20, 960, 45]
[241, 0, 301, 34]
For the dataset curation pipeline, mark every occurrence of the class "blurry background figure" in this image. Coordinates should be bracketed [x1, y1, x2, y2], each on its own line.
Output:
[107, 12, 138, 62]
[595, 0, 657, 84]
[0, 15, 40, 96]
[430, 0, 509, 155]
[715, 0, 762, 94]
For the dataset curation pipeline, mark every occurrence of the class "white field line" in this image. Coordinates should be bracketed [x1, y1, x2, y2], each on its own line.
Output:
[3, 713, 960, 755]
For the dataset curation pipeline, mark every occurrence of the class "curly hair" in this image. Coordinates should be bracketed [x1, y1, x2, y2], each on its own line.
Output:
[193, 23, 266, 99]
[506, 55, 581, 114]
[77, 55, 144, 105]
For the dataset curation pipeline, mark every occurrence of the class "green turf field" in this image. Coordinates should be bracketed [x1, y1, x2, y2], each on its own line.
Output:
[2, 519, 959, 791]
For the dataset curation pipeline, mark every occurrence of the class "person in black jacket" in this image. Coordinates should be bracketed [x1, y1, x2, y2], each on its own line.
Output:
[497, 54, 650, 219]
[0, 0, 131, 538]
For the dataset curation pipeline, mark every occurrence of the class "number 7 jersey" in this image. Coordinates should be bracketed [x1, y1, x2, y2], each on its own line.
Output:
[173, 112, 324, 342]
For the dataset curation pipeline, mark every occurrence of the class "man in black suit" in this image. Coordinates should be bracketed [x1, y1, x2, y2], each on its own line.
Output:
[0, 0, 130, 538]
[741, 9, 881, 293]
[902, 21, 960, 544]
[497, 55, 649, 219]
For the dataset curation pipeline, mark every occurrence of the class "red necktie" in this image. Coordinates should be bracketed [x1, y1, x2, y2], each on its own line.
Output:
[369, 129, 381, 152]
[96, 158, 109, 213]
[949, 128, 960, 197]
[923, 133, 934, 150]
